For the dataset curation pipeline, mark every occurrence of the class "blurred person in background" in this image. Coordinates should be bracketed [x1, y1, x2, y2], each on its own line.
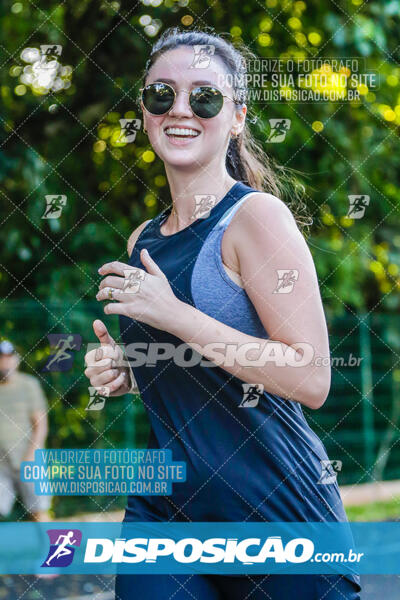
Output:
[0, 340, 51, 521]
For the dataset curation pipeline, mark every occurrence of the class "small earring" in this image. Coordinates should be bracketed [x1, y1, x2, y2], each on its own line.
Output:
[143, 126, 147, 134]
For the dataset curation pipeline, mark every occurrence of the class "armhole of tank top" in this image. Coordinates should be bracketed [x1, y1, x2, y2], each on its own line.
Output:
[129, 218, 154, 258]
[215, 191, 265, 291]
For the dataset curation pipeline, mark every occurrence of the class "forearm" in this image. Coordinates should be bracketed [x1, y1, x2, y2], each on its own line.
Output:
[29, 421, 48, 449]
[26, 420, 47, 455]
[167, 301, 330, 409]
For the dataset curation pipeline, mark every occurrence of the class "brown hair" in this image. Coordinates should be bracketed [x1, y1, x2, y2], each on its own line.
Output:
[142, 26, 311, 232]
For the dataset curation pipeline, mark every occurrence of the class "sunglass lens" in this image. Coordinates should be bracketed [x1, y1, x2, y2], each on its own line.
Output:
[190, 87, 223, 118]
[142, 83, 175, 115]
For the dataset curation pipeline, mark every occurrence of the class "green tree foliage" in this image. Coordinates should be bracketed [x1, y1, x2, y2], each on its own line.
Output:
[1, 0, 399, 314]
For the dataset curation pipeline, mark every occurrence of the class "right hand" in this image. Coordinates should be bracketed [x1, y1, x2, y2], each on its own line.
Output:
[84, 320, 132, 396]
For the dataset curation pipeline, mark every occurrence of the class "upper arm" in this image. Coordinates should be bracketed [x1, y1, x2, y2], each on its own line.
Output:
[230, 194, 330, 362]
[127, 220, 152, 258]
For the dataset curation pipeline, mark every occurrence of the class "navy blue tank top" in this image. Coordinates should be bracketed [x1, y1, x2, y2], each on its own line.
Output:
[119, 181, 348, 525]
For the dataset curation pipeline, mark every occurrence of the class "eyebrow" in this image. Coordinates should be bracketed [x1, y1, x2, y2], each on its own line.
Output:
[152, 78, 216, 86]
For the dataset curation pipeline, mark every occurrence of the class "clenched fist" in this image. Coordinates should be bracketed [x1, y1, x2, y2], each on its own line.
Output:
[84, 319, 135, 396]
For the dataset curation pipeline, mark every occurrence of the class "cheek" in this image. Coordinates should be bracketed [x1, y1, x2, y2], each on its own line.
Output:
[204, 121, 231, 148]
[146, 115, 165, 133]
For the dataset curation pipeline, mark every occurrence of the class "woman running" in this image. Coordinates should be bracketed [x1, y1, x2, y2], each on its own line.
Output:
[84, 27, 361, 600]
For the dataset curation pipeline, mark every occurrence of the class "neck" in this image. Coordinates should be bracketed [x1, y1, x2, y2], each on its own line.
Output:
[163, 162, 237, 231]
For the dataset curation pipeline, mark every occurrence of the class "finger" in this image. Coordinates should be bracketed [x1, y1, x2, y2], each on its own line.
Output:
[85, 350, 117, 368]
[84, 349, 98, 367]
[93, 319, 115, 346]
[98, 261, 131, 277]
[103, 302, 131, 317]
[85, 352, 111, 369]
[84, 357, 115, 375]
[93, 344, 126, 367]
[98, 276, 126, 291]
[96, 287, 116, 302]
[85, 351, 116, 369]
[96, 288, 138, 303]
[107, 370, 128, 395]
[140, 248, 166, 278]
[86, 344, 118, 367]
[89, 368, 121, 387]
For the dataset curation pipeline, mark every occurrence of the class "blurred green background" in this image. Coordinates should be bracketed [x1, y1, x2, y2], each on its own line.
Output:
[1, 0, 399, 518]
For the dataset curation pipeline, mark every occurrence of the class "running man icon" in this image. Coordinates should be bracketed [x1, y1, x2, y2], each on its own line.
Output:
[42, 529, 82, 568]
[41, 334, 82, 372]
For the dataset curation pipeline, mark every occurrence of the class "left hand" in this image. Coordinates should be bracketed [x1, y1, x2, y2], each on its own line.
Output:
[96, 248, 180, 331]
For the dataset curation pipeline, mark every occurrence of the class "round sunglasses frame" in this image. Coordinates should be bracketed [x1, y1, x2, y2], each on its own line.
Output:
[139, 81, 241, 119]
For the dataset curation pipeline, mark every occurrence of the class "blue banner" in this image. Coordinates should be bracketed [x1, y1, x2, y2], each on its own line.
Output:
[0, 522, 399, 575]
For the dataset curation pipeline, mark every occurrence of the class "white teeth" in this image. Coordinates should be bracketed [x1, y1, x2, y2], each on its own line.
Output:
[165, 127, 200, 137]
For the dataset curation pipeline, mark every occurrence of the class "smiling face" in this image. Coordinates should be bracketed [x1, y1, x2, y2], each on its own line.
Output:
[141, 46, 246, 171]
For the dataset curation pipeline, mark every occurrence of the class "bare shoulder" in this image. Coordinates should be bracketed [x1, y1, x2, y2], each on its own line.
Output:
[225, 192, 300, 251]
[235, 192, 297, 229]
[127, 220, 152, 258]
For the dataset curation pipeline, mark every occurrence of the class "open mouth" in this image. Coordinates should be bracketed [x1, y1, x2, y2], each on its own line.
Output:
[164, 127, 201, 139]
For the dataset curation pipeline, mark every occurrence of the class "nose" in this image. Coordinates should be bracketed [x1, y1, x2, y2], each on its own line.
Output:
[168, 89, 193, 118]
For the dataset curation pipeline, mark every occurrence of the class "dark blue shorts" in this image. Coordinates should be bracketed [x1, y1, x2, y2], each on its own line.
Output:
[115, 573, 361, 599]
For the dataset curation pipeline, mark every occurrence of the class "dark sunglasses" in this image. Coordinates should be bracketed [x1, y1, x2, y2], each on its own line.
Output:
[140, 82, 239, 119]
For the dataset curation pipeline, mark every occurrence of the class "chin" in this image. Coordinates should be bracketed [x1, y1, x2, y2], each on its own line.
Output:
[159, 150, 205, 169]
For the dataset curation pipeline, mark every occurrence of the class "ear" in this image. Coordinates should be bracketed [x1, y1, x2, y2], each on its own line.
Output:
[234, 104, 247, 135]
